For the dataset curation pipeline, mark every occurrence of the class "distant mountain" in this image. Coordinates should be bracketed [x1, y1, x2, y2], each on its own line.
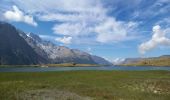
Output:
[159, 55, 170, 58]
[0, 22, 46, 65]
[120, 55, 170, 66]
[91, 55, 112, 65]
[120, 58, 143, 65]
[17, 23, 112, 65]
[112, 58, 125, 65]
[19, 32, 96, 64]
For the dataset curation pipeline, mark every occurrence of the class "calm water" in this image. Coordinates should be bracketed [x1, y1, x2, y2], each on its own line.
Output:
[0, 66, 170, 72]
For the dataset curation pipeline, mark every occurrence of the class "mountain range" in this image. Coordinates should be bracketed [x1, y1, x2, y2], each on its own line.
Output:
[0, 22, 112, 65]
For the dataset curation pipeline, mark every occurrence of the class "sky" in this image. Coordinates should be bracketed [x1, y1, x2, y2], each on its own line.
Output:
[0, 0, 170, 61]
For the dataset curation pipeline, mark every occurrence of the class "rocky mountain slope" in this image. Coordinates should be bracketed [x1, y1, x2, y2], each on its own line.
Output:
[0, 22, 111, 65]
[19, 32, 97, 64]
[19, 32, 112, 65]
[0, 22, 46, 65]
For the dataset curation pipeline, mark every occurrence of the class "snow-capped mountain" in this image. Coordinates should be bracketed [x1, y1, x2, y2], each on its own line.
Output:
[112, 58, 125, 65]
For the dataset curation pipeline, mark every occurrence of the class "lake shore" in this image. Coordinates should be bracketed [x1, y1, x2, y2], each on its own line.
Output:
[0, 70, 169, 100]
[0, 63, 104, 68]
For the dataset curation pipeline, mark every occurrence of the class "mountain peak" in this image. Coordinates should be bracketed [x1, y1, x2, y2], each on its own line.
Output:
[27, 32, 42, 42]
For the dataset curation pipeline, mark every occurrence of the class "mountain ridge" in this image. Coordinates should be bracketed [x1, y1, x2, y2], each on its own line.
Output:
[0, 22, 112, 65]
[19, 31, 112, 65]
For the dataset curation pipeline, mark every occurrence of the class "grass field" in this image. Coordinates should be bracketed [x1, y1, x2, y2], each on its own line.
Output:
[0, 71, 170, 100]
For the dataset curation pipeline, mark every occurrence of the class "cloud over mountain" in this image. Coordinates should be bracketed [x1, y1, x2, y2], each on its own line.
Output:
[0, 0, 170, 58]
[6, 0, 138, 44]
[55, 36, 72, 44]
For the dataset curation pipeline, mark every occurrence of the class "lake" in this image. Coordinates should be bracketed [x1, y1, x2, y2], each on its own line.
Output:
[0, 66, 170, 72]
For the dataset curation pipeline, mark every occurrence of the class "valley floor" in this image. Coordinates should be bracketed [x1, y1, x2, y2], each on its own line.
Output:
[0, 71, 170, 100]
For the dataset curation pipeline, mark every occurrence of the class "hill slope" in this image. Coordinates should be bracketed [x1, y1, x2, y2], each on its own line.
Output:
[121, 55, 170, 66]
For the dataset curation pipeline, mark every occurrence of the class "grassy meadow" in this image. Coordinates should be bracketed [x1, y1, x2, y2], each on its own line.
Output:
[0, 71, 170, 100]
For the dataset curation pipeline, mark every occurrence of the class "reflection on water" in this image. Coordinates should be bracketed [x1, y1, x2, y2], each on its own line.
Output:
[0, 66, 170, 72]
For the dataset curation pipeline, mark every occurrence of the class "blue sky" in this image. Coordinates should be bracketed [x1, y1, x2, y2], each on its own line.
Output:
[0, 0, 170, 61]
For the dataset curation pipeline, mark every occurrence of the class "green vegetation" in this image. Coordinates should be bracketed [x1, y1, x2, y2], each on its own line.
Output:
[0, 71, 170, 100]
[122, 57, 170, 67]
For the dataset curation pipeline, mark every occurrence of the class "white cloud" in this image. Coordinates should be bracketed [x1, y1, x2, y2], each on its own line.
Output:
[12, 0, 104, 15]
[139, 25, 170, 54]
[95, 18, 138, 43]
[9, 0, 138, 44]
[95, 18, 126, 43]
[55, 36, 72, 44]
[53, 22, 93, 36]
[3, 5, 37, 26]
[133, 0, 170, 20]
